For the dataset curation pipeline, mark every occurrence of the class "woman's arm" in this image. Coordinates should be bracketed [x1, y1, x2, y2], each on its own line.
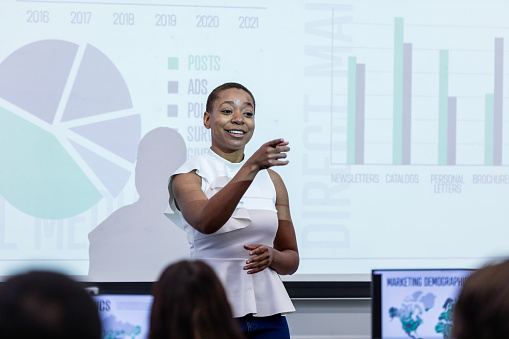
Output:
[243, 169, 299, 275]
[171, 139, 290, 234]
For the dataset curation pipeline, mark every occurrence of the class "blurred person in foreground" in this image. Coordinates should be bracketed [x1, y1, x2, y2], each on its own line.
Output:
[149, 260, 244, 339]
[0, 270, 101, 339]
[453, 258, 509, 339]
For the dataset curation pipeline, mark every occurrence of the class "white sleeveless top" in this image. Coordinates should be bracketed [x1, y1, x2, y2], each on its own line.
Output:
[166, 149, 295, 318]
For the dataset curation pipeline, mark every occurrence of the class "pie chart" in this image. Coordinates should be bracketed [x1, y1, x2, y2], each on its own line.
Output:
[0, 39, 140, 219]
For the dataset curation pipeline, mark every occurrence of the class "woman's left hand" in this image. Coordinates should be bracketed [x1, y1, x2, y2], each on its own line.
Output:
[243, 244, 277, 274]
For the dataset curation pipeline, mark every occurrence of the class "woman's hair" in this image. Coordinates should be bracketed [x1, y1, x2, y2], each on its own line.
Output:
[148, 260, 243, 339]
[206, 82, 255, 113]
[453, 258, 509, 339]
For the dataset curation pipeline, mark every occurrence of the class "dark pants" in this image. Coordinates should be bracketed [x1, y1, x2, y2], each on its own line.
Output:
[236, 314, 290, 339]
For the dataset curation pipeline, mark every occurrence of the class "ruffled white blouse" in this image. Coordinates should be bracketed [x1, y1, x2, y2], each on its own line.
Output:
[165, 149, 295, 318]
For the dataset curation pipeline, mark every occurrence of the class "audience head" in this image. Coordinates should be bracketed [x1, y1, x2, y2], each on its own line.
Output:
[149, 260, 243, 339]
[0, 270, 101, 339]
[453, 258, 509, 339]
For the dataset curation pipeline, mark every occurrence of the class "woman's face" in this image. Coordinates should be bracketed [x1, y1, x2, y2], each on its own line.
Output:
[204, 88, 255, 156]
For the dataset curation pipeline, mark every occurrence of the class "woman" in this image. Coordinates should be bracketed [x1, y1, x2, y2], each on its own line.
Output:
[149, 260, 243, 339]
[168, 82, 299, 338]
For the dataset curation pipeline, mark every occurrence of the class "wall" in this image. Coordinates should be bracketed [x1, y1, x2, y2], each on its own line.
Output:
[287, 299, 371, 339]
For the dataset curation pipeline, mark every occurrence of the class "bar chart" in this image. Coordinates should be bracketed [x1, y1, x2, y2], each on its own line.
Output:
[340, 17, 506, 166]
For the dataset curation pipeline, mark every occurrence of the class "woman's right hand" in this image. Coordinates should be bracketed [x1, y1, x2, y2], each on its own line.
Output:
[245, 138, 290, 171]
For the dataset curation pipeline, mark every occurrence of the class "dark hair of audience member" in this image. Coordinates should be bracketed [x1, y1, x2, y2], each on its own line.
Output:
[0, 270, 101, 339]
[453, 258, 509, 339]
[149, 260, 244, 339]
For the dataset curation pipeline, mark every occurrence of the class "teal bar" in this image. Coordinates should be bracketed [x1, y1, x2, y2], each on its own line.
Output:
[168, 57, 179, 70]
[347, 56, 357, 164]
[393, 17, 404, 164]
[485, 94, 495, 165]
[438, 50, 449, 165]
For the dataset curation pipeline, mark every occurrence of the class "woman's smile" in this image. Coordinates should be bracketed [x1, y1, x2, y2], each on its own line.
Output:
[226, 129, 247, 137]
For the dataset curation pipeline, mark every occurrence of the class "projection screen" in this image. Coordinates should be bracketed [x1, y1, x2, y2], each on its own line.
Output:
[0, 0, 508, 282]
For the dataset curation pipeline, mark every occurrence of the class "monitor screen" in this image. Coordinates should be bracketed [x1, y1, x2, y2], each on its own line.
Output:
[371, 268, 474, 339]
[93, 294, 153, 339]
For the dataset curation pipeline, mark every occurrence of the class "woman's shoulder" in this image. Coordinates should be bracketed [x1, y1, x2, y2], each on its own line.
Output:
[266, 169, 285, 187]
[266, 169, 289, 205]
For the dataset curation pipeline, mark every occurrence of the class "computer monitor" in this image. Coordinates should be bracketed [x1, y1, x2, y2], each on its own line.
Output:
[93, 294, 153, 339]
[371, 268, 474, 339]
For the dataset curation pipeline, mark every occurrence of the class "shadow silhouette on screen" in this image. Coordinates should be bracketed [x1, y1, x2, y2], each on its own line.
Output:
[88, 127, 189, 281]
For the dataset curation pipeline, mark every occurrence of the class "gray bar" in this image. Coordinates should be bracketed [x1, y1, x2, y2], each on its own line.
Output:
[402, 43, 412, 165]
[355, 63, 365, 164]
[167, 104, 178, 117]
[494, 38, 504, 165]
[447, 97, 457, 165]
[167, 81, 178, 94]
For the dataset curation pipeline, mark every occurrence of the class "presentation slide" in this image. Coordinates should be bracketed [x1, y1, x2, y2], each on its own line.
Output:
[0, 0, 508, 281]
[94, 294, 153, 339]
[374, 269, 472, 339]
